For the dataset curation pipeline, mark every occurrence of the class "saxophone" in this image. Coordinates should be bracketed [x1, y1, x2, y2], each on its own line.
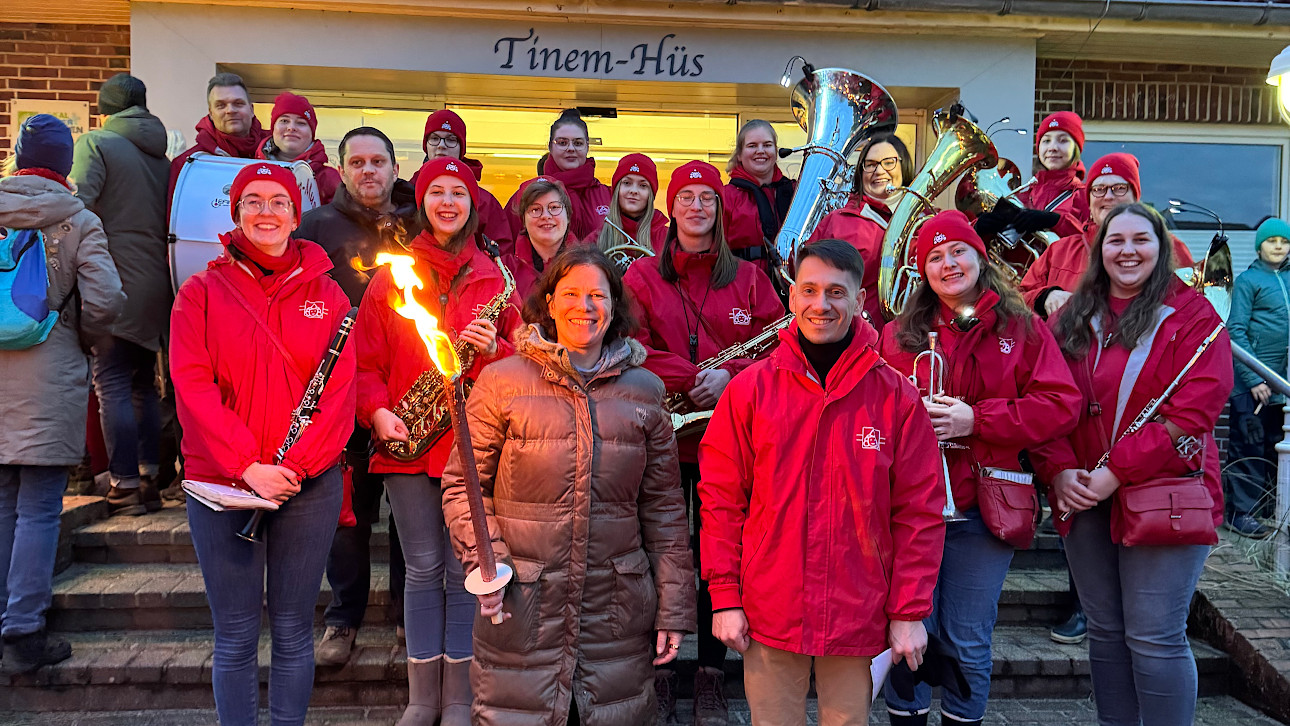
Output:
[385, 256, 516, 462]
[666, 313, 794, 435]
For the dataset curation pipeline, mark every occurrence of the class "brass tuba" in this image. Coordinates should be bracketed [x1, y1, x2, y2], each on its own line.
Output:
[878, 108, 997, 319]
[772, 67, 899, 284]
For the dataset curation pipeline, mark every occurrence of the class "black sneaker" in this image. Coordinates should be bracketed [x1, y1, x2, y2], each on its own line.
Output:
[693, 666, 729, 726]
[1051, 610, 1087, 644]
[654, 669, 677, 725]
[1226, 514, 1272, 539]
[2, 631, 71, 674]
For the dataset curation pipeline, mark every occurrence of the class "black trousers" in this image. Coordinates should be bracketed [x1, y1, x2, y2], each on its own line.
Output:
[680, 461, 727, 670]
[1223, 391, 1284, 518]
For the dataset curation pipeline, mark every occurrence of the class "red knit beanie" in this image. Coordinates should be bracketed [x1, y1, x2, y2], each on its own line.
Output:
[229, 162, 303, 224]
[424, 109, 467, 156]
[1037, 111, 1084, 152]
[666, 160, 724, 213]
[1087, 153, 1141, 200]
[413, 156, 480, 210]
[915, 210, 988, 274]
[613, 153, 659, 193]
[270, 92, 317, 136]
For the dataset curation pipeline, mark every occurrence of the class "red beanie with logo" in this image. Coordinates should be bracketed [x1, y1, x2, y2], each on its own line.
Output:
[424, 109, 467, 157]
[270, 92, 317, 136]
[229, 162, 303, 224]
[613, 153, 659, 193]
[1037, 111, 1084, 151]
[1087, 153, 1141, 200]
[666, 160, 724, 213]
[413, 156, 480, 210]
[915, 210, 988, 274]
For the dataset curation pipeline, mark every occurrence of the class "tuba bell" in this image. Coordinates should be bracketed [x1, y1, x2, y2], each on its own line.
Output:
[956, 162, 1060, 286]
[878, 106, 997, 319]
[772, 67, 899, 284]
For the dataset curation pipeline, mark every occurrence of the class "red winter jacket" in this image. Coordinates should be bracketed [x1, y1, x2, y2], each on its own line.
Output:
[355, 238, 523, 477]
[410, 158, 513, 255]
[877, 291, 1081, 514]
[1020, 222, 1196, 310]
[583, 209, 670, 250]
[257, 139, 341, 206]
[624, 246, 784, 459]
[505, 158, 612, 243]
[1030, 279, 1232, 539]
[170, 238, 356, 486]
[724, 166, 796, 275]
[698, 320, 945, 657]
[168, 115, 269, 213]
[1016, 167, 1088, 239]
[808, 196, 891, 330]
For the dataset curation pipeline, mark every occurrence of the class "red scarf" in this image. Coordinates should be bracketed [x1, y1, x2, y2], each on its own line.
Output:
[542, 156, 601, 191]
[221, 228, 301, 288]
[409, 231, 476, 296]
[13, 168, 71, 190]
[195, 115, 267, 159]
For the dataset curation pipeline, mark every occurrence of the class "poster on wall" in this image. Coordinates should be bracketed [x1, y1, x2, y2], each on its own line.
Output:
[10, 99, 92, 140]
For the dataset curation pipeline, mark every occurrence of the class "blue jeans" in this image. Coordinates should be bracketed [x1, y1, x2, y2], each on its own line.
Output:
[384, 473, 473, 660]
[91, 336, 161, 487]
[1064, 502, 1210, 726]
[0, 466, 67, 637]
[885, 509, 1015, 722]
[187, 466, 342, 726]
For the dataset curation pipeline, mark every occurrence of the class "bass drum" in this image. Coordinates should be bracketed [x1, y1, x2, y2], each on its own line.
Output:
[168, 152, 320, 292]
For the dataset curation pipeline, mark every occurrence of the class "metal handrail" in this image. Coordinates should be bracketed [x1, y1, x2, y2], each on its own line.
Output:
[1233, 343, 1290, 398]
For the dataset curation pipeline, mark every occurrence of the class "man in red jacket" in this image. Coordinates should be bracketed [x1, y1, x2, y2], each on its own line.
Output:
[167, 72, 269, 209]
[699, 238, 945, 726]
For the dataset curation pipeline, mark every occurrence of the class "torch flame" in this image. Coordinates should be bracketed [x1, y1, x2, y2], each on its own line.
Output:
[375, 252, 462, 380]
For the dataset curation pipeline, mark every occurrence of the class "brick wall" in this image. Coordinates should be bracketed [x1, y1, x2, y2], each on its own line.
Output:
[0, 22, 130, 162]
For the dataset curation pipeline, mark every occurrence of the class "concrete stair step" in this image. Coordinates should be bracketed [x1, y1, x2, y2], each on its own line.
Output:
[0, 626, 1228, 711]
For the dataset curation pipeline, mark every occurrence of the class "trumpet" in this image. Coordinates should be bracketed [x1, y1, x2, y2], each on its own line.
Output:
[910, 331, 968, 523]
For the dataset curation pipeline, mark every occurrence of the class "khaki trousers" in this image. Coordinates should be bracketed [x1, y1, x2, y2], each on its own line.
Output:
[743, 640, 873, 726]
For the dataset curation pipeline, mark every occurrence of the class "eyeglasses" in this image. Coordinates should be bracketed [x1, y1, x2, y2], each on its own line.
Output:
[526, 202, 566, 218]
[427, 133, 459, 149]
[1089, 183, 1132, 199]
[674, 191, 717, 208]
[239, 196, 293, 215]
[552, 138, 588, 150]
[862, 156, 900, 173]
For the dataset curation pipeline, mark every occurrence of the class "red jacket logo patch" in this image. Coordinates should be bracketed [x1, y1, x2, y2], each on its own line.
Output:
[729, 308, 752, 326]
[596, 205, 610, 216]
[300, 301, 327, 320]
[857, 427, 885, 450]
[998, 337, 1015, 354]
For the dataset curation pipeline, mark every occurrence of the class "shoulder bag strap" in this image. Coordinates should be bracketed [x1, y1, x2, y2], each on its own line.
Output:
[209, 270, 308, 387]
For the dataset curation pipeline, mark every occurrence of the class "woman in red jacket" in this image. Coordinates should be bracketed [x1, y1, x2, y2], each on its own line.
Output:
[1032, 203, 1231, 726]
[410, 109, 514, 255]
[171, 162, 356, 726]
[724, 119, 796, 272]
[504, 109, 611, 242]
[976, 112, 1088, 244]
[808, 133, 914, 330]
[256, 92, 341, 205]
[355, 156, 522, 726]
[501, 177, 576, 301]
[624, 160, 784, 724]
[877, 211, 1081, 726]
[588, 153, 669, 261]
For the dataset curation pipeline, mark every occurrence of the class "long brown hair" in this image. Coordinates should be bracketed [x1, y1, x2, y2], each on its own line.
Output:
[658, 196, 739, 289]
[1053, 202, 1178, 359]
[894, 250, 1033, 354]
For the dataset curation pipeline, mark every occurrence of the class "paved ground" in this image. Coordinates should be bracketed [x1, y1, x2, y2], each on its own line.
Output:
[6, 696, 1284, 725]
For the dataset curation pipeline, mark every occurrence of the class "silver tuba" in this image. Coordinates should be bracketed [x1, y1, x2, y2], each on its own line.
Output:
[772, 68, 899, 284]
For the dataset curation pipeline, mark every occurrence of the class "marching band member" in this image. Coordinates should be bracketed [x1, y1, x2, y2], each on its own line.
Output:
[976, 112, 1088, 242]
[257, 92, 341, 205]
[1020, 152, 1194, 318]
[504, 109, 611, 242]
[700, 238, 944, 726]
[410, 110, 513, 254]
[808, 133, 915, 331]
[587, 153, 669, 252]
[167, 73, 268, 208]
[877, 211, 1081, 726]
[355, 155, 522, 726]
[1031, 203, 1231, 726]
[624, 160, 783, 726]
[170, 162, 355, 726]
[443, 245, 695, 726]
[724, 119, 796, 272]
[500, 177, 576, 300]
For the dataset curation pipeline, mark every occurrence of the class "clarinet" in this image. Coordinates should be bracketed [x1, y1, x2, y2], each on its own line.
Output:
[237, 307, 360, 543]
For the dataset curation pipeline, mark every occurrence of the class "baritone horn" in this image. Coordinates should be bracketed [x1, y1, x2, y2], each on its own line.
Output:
[956, 164, 1062, 286]
[879, 106, 997, 319]
[772, 66, 899, 285]
[598, 217, 656, 273]
[910, 331, 969, 523]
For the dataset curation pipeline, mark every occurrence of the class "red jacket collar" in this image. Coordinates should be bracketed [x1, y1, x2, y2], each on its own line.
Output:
[670, 244, 718, 277]
[212, 236, 333, 297]
[542, 156, 601, 190]
[1035, 165, 1084, 187]
[730, 165, 784, 187]
[774, 317, 882, 394]
[194, 115, 266, 158]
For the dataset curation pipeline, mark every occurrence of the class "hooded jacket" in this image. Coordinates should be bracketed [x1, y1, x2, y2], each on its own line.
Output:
[257, 138, 341, 206]
[807, 195, 892, 330]
[70, 105, 172, 351]
[442, 327, 695, 726]
[699, 320, 945, 657]
[1228, 257, 1290, 400]
[0, 176, 124, 465]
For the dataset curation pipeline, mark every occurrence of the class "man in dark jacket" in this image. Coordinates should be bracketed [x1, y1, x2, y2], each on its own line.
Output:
[70, 74, 171, 516]
[296, 126, 419, 666]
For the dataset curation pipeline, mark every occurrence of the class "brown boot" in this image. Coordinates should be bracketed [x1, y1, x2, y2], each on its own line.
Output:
[440, 657, 473, 726]
[397, 656, 441, 726]
[107, 485, 146, 516]
[139, 475, 163, 512]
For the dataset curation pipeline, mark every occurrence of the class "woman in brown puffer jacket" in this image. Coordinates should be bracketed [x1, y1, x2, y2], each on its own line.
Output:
[442, 245, 695, 726]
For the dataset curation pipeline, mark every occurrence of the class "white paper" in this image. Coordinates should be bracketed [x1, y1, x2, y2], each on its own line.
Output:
[181, 480, 279, 511]
[870, 648, 894, 704]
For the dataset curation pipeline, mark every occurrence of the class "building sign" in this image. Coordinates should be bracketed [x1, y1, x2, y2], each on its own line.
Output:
[494, 29, 705, 78]
[10, 99, 91, 140]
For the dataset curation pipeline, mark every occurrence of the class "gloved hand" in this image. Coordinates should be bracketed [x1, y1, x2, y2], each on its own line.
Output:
[973, 206, 1017, 239]
[1012, 209, 1062, 235]
[886, 632, 972, 702]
